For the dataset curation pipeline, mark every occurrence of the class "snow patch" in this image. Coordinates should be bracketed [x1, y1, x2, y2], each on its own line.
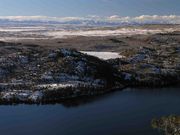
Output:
[81, 51, 124, 60]
[46, 28, 175, 38]
[122, 73, 132, 80]
[1, 90, 43, 102]
[37, 80, 104, 90]
[29, 91, 43, 101]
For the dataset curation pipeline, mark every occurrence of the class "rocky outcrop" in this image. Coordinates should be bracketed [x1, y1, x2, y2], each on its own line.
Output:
[152, 115, 180, 135]
[108, 44, 180, 87]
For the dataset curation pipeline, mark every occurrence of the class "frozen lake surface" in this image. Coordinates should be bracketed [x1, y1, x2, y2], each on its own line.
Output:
[81, 51, 124, 60]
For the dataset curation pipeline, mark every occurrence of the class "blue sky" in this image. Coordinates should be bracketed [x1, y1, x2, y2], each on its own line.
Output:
[0, 0, 179, 17]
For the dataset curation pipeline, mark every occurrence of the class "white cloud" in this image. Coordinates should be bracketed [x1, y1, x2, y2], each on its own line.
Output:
[109, 15, 120, 19]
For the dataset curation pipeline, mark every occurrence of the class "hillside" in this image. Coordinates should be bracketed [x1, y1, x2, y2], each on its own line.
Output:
[0, 42, 123, 103]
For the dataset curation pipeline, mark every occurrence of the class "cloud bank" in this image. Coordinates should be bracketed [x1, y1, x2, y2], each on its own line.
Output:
[0, 15, 179, 25]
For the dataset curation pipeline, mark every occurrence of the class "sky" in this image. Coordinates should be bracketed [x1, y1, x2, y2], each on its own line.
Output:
[0, 0, 179, 17]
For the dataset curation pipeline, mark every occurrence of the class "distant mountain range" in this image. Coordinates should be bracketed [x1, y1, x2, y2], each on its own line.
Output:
[0, 15, 179, 26]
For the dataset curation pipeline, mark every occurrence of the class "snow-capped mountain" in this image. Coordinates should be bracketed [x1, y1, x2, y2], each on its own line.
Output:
[0, 15, 179, 26]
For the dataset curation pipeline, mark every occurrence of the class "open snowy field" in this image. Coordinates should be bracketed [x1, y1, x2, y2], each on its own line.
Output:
[0, 25, 179, 41]
[45, 28, 175, 39]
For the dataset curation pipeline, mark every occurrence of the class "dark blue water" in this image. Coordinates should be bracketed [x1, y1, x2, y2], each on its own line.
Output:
[0, 87, 180, 135]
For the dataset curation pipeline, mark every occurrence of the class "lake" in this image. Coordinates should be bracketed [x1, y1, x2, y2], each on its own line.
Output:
[0, 87, 180, 135]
